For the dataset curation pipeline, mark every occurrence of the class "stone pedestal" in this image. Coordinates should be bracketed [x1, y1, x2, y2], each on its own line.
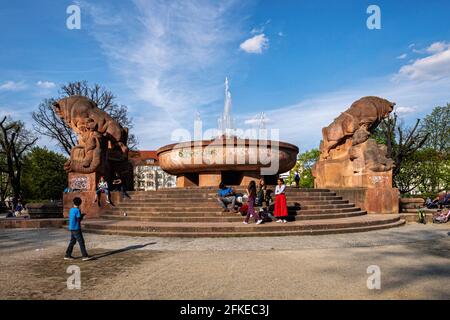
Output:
[64, 172, 125, 218]
[63, 190, 123, 219]
[199, 172, 221, 187]
[313, 154, 399, 214]
[331, 187, 399, 214]
[176, 174, 198, 187]
[240, 172, 262, 186]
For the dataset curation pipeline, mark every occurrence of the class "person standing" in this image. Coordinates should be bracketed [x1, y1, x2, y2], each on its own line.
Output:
[64, 197, 92, 261]
[294, 171, 300, 188]
[274, 178, 288, 223]
[243, 180, 263, 225]
[112, 172, 130, 198]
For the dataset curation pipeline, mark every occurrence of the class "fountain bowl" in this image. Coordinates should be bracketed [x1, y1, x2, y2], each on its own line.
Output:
[157, 136, 299, 187]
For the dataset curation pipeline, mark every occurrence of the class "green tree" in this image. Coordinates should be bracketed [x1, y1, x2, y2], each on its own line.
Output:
[287, 149, 320, 188]
[22, 147, 67, 201]
[373, 104, 449, 196]
[421, 104, 450, 154]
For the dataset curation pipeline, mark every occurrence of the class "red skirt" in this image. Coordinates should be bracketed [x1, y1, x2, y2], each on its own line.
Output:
[274, 194, 288, 217]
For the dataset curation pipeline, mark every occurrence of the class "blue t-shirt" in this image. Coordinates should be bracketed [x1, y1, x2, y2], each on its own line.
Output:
[218, 187, 233, 198]
[68, 207, 81, 231]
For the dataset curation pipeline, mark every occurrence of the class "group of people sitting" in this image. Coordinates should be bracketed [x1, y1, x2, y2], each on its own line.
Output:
[4, 197, 26, 218]
[217, 178, 289, 225]
[425, 191, 450, 210]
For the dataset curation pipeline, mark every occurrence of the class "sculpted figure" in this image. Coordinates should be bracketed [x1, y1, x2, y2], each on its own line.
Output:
[320, 96, 395, 159]
[349, 139, 394, 173]
[53, 95, 128, 154]
[53, 95, 129, 173]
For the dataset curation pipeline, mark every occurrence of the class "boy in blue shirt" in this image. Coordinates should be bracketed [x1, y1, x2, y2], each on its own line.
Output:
[64, 197, 92, 261]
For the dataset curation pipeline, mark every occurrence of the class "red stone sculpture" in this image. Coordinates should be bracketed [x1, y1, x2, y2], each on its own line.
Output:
[320, 96, 395, 159]
[312, 96, 399, 214]
[53, 95, 129, 174]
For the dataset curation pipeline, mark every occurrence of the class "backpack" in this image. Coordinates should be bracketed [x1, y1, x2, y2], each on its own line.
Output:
[417, 209, 426, 224]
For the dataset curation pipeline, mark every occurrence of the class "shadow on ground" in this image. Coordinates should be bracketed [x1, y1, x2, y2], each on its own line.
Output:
[91, 242, 156, 260]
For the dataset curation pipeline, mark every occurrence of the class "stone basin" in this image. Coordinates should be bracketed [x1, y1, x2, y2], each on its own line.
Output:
[157, 137, 299, 187]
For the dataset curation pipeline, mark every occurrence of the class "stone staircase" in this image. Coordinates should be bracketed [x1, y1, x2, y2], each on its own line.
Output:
[83, 187, 404, 237]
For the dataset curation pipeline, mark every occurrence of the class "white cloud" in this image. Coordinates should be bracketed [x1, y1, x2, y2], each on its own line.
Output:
[397, 53, 407, 59]
[82, 0, 247, 149]
[426, 41, 450, 53]
[394, 46, 450, 80]
[250, 19, 271, 35]
[239, 34, 269, 54]
[36, 80, 56, 89]
[249, 71, 450, 151]
[394, 106, 417, 115]
[0, 81, 27, 91]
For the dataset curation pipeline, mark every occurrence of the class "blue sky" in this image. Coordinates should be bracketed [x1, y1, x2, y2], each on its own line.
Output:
[1, 0, 449, 152]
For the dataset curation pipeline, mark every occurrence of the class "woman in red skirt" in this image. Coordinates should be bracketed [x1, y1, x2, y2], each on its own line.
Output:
[274, 178, 288, 223]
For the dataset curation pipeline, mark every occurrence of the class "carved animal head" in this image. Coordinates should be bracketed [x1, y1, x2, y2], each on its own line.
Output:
[360, 96, 396, 118]
[52, 95, 96, 121]
[52, 100, 64, 119]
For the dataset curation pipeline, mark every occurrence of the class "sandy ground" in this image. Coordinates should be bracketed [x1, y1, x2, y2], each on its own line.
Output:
[0, 223, 449, 299]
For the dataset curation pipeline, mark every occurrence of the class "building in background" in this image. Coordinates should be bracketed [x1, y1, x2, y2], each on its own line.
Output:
[129, 151, 176, 191]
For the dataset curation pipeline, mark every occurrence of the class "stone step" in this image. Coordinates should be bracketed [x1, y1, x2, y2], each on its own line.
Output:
[105, 206, 362, 217]
[83, 220, 405, 237]
[83, 215, 404, 237]
[108, 202, 355, 212]
[123, 195, 344, 201]
[124, 191, 337, 199]
[100, 210, 366, 223]
[112, 199, 349, 207]
[127, 187, 331, 194]
[84, 215, 400, 233]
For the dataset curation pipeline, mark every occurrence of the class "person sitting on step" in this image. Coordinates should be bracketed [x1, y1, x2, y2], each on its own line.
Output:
[217, 182, 238, 213]
[93, 176, 111, 206]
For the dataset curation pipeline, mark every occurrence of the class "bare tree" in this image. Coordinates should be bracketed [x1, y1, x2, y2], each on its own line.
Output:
[375, 113, 429, 186]
[0, 157, 10, 202]
[0, 117, 38, 199]
[32, 81, 138, 155]
[33, 98, 77, 155]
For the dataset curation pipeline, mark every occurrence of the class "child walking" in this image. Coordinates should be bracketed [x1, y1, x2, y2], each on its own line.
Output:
[64, 197, 92, 261]
[274, 178, 288, 223]
[243, 180, 263, 225]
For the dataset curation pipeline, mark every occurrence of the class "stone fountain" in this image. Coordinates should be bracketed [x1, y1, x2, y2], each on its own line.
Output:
[157, 78, 299, 187]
